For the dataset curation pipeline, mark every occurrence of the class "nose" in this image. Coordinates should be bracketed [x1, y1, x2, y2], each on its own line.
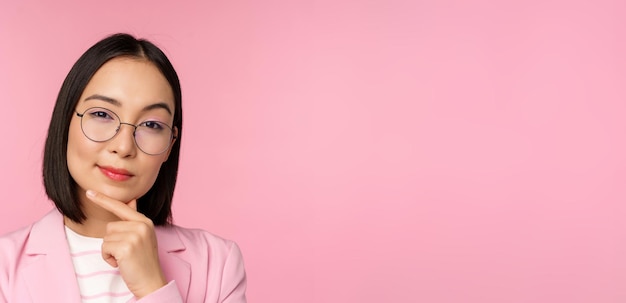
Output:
[107, 123, 137, 157]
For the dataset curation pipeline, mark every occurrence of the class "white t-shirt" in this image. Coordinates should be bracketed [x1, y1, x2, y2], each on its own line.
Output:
[64, 226, 134, 303]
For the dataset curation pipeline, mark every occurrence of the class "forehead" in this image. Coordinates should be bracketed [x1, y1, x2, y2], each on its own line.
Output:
[79, 57, 175, 112]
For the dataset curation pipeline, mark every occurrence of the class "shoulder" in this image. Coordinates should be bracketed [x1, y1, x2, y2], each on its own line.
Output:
[156, 224, 244, 262]
[0, 210, 65, 268]
[154, 225, 247, 301]
[0, 222, 36, 295]
[159, 226, 247, 301]
[0, 223, 36, 262]
[154, 224, 247, 297]
[172, 225, 234, 247]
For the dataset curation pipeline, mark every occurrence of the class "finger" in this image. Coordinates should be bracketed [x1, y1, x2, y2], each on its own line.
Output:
[105, 221, 153, 235]
[103, 254, 119, 268]
[102, 239, 135, 267]
[101, 245, 119, 268]
[103, 229, 143, 243]
[86, 190, 145, 222]
[103, 232, 154, 251]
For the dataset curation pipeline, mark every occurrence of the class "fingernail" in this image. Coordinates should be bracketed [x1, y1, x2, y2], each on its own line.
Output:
[86, 190, 96, 198]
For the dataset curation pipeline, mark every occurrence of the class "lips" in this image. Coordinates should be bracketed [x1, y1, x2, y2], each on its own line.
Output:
[98, 165, 134, 181]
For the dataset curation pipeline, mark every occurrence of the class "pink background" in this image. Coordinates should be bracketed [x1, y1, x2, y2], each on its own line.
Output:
[1, 0, 625, 302]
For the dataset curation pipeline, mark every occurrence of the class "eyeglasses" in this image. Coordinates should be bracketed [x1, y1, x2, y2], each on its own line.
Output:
[76, 107, 176, 155]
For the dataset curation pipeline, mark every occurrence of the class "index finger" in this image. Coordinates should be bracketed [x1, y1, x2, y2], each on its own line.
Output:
[86, 190, 147, 222]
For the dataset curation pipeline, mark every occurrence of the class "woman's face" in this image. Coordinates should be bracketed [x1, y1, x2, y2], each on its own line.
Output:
[67, 57, 176, 204]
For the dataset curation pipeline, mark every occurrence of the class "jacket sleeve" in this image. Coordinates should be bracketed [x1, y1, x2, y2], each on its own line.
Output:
[134, 280, 183, 303]
[0, 284, 6, 303]
[218, 242, 247, 303]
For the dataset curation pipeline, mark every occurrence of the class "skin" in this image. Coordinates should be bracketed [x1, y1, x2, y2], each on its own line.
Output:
[63, 57, 178, 298]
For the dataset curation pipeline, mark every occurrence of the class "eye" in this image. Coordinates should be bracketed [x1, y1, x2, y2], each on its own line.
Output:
[142, 121, 165, 130]
[87, 109, 115, 120]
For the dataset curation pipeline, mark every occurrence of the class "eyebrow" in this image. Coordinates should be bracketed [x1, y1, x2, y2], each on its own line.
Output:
[84, 94, 173, 115]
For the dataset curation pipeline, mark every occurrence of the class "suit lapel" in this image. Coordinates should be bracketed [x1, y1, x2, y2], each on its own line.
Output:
[156, 225, 191, 302]
[22, 210, 82, 303]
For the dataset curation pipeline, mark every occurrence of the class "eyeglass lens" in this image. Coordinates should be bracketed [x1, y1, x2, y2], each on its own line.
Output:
[79, 107, 173, 155]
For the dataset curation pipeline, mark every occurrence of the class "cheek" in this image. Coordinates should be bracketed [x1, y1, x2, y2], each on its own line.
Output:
[142, 158, 166, 183]
[134, 158, 166, 198]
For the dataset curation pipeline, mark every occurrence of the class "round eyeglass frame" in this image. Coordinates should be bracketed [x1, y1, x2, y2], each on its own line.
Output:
[75, 107, 177, 155]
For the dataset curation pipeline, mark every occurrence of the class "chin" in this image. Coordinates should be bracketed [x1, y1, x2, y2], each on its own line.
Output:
[98, 187, 142, 203]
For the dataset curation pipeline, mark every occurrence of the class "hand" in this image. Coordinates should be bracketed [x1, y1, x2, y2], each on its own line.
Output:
[86, 190, 167, 299]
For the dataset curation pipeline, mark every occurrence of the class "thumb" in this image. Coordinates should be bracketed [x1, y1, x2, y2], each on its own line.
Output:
[103, 252, 119, 268]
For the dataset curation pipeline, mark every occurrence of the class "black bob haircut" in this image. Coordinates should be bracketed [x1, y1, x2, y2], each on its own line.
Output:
[43, 33, 183, 226]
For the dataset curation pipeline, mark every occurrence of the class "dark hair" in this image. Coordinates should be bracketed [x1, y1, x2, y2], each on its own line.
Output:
[43, 33, 183, 225]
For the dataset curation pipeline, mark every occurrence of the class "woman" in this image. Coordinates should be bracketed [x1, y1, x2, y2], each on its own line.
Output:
[0, 33, 247, 302]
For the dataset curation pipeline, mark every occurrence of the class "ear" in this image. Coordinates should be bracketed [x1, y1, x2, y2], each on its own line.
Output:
[163, 126, 178, 162]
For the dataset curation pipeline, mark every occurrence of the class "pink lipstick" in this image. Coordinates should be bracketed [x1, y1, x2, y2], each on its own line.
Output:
[98, 166, 133, 181]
